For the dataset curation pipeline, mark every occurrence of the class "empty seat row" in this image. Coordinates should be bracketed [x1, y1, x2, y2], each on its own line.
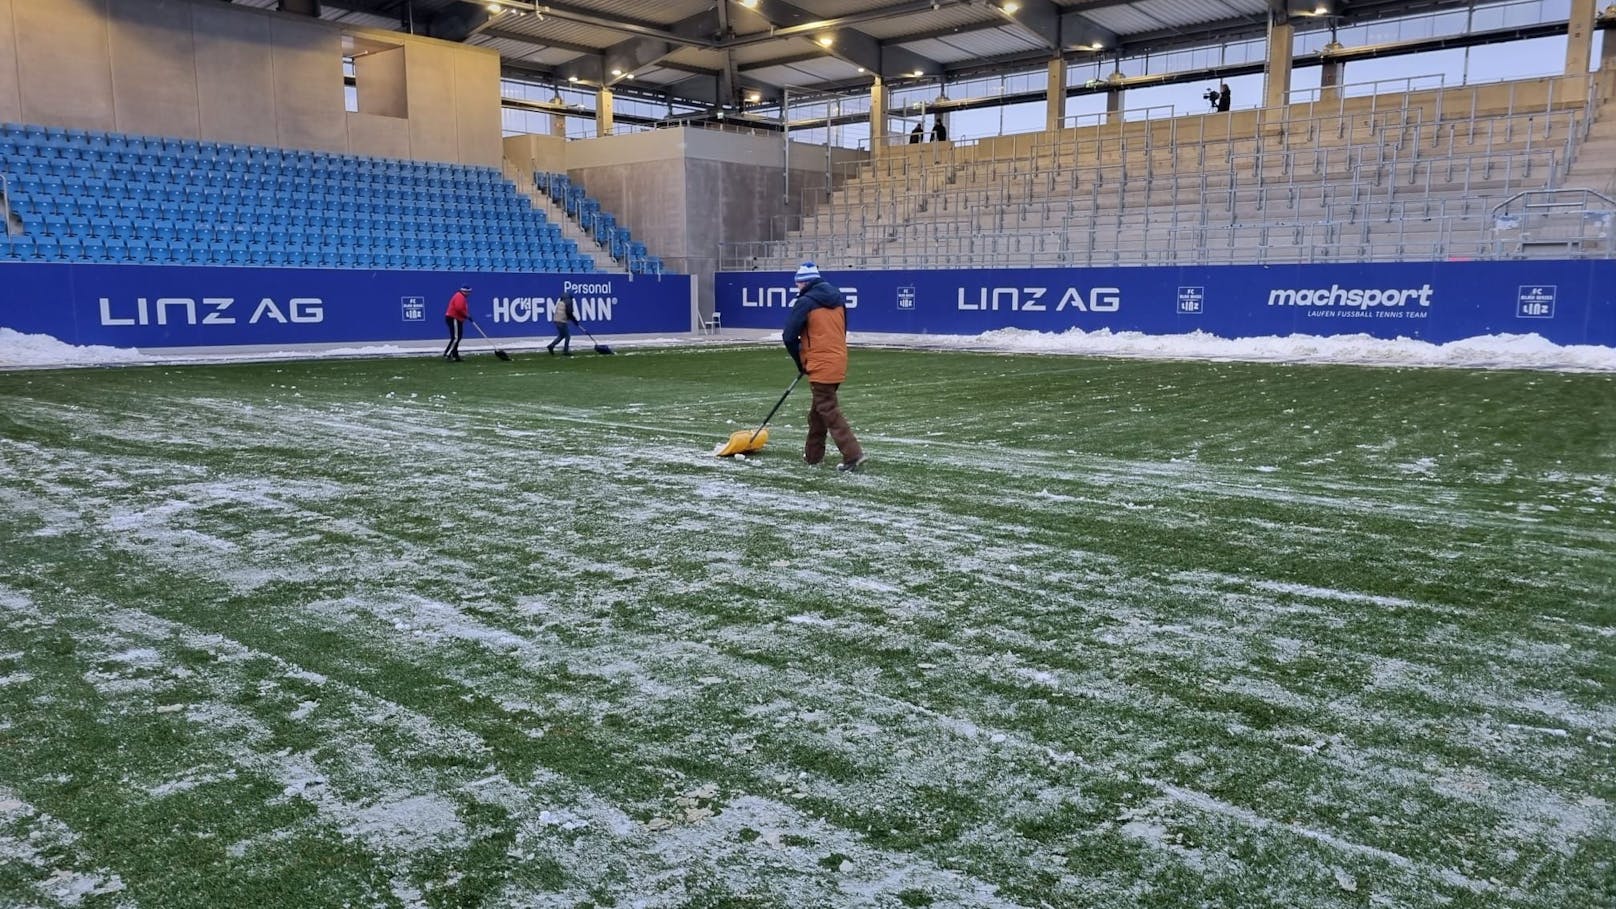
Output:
[0, 234, 593, 271]
[0, 120, 599, 273]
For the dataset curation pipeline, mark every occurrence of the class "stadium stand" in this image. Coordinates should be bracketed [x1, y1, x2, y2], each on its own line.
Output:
[0, 122, 595, 272]
[535, 172, 664, 278]
[727, 79, 1611, 271]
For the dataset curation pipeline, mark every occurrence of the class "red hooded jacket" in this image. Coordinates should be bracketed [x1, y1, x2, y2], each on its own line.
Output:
[445, 290, 470, 321]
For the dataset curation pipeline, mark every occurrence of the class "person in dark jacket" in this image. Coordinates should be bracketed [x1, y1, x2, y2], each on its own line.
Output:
[547, 291, 579, 356]
[783, 262, 866, 471]
[443, 284, 470, 361]
[930, 117, 948, 142]
[909, 121, 924, 144]
[1217, 82, 1231, 113]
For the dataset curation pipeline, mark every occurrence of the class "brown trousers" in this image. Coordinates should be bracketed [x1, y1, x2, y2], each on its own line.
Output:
[805, 382, 862, 465]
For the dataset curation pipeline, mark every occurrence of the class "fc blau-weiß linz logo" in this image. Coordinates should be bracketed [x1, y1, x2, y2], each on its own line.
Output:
[1177, 286, 1204, 315]
[401, 296, 426, 322]
[897, 286, 916, 310]
[1516, 285, 1556, 319]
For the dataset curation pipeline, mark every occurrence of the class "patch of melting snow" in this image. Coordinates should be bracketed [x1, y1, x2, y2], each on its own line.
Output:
[785, 613, 837, 628]
[1398, 457, 1439, 476]
[0, 789, 129, 906]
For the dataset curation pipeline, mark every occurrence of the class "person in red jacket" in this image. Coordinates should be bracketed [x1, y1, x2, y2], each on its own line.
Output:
[783, 261, 866, 471]
[443, 284, 471, 361]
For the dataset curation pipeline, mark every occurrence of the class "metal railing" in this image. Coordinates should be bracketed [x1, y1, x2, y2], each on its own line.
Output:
[0, 173, 13, 237]
[1490, 189, 1616, 258]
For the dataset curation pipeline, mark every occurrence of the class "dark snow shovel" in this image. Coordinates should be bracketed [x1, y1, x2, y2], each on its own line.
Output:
[468, 320, 511, 361]
[576, 323, 614, 355]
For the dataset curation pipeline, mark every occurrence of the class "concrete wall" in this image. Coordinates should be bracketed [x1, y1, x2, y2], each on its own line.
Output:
[0, 0, 16, 125]
[503, 133, 567, 177]
[0, 0, 500, 165]
[557, 127, 857, 314]
[109, 0, 201, 139]
[192, 1, 278, 146]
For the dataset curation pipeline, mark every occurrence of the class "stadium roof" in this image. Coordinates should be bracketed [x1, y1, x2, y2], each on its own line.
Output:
[231, 0, 1563, 107]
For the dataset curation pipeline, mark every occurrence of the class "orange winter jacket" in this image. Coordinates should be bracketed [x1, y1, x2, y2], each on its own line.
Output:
[783, 278, 848, 383]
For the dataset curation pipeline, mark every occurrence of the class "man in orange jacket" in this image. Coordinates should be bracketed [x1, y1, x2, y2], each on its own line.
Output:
[443, 284, 470, 361]
[783, 262, 867, 471]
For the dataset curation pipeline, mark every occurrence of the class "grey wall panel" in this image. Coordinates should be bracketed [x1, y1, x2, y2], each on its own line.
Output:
[453, 47, 501, 167]
[355, 46, 406, 119]
[716, 163, 783, 257]
[270, 15, 344, 152]
[405, 41, 457, 162]
[347, 112, 410, 160]
[683, 159, 725, 262]
[0, 0, 22, 124]
[193, 2, 276, 146]
[1, 0, 526, 164]
[107, 0, 199, 138]
[16, 0, 115, 130]
[573, 156, 687, 257]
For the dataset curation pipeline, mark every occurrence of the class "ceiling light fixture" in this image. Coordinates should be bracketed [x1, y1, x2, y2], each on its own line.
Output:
[1002, 1, 1020, 12]
[611, 68, 623, 76]
[817, 34, 835, 47]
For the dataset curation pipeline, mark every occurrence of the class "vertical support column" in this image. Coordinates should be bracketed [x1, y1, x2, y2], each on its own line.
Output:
[1601, 18, 1616, 100]
[1105, 71, 1124, 124]
[1263, 16, 1295, 113]
[596, 87, 614, 137]
[1046, 56, 1068, 132]
[1320, 51, 1344, 102]
[869, 76, 888, 157]
[1564, 0, 1598, 104]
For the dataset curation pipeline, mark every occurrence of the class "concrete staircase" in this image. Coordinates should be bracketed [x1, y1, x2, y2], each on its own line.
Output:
[1563, 100, 1616, 196]
[504, 164, 626, 274]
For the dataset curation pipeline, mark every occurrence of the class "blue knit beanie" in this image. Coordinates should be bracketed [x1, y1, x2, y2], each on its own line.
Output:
[794, 261, 821, 283]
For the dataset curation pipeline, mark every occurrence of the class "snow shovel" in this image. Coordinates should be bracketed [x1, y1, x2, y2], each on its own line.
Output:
[468, 320, 511, 361]
[576, 323, 614, 355]
[713, 373, 802, 458]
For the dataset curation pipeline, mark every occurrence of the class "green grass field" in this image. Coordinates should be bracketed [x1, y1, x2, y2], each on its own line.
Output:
[0, 345, 1612, 909]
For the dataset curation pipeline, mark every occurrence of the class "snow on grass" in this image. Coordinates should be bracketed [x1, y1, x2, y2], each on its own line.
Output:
[0, 347, 1611, 906]
[0, 789, 127, 907]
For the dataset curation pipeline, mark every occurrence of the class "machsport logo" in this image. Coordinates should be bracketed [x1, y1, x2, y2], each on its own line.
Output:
[1267, 284, 1433, 310]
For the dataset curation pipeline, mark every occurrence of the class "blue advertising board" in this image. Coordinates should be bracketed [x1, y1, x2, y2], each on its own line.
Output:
[715, 260, 1616, 347]
[0, 263, 692, 349]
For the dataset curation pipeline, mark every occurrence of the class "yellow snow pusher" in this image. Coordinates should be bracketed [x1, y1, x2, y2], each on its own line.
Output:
[713, 374, 802, 457]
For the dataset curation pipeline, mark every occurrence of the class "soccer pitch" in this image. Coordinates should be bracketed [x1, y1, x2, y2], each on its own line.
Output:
[0, 345, 1611, 909]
